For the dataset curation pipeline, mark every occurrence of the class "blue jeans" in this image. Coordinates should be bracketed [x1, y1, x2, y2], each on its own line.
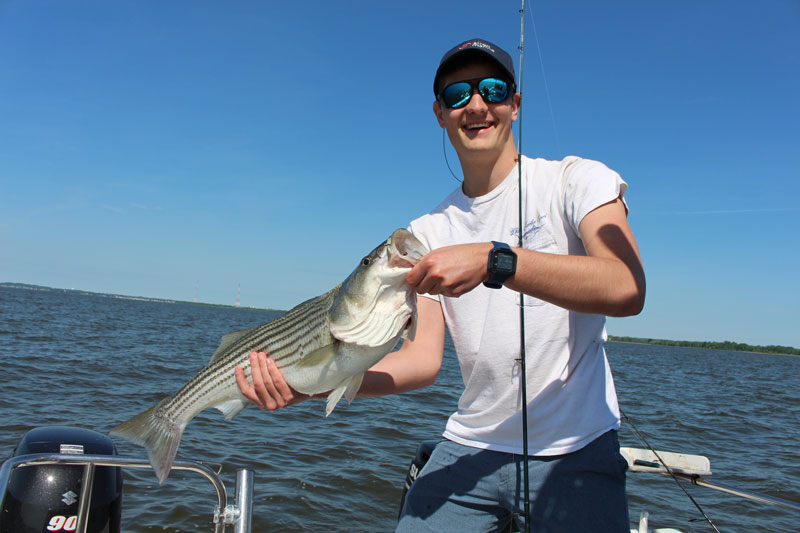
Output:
[397, 430, 629, 532]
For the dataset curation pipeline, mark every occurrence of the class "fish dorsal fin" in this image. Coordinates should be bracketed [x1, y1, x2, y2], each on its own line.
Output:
[210, 327, 258, 364]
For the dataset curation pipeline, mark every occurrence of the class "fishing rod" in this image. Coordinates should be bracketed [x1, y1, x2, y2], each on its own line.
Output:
[515, 5, 795, 532]
[515, 2, 530, 533]
[621, 408, 721, 532]
[514, 3, 715, 530]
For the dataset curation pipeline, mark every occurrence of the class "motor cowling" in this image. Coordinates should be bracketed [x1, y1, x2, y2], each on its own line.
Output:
[1, 426, 122, 533]
[397, 440, 437, 519]
[396, 440, 514, 533]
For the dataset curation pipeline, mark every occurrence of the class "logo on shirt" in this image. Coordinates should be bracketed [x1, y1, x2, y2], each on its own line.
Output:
[511, 214, 548, 243]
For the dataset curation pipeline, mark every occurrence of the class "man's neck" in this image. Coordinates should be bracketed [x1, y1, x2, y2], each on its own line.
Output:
[459, 144, 520, 198]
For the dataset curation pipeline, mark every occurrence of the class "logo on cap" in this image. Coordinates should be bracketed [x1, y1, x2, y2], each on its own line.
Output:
[458, 40, 495, 53]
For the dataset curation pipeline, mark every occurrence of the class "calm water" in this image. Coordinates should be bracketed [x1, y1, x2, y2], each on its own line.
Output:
[1, 286, 798, 532]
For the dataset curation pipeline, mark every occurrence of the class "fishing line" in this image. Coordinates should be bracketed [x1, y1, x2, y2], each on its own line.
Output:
[621, 408, 721, 532]
[521, 4, 719, 530]
[516, 2, 531, 532]
[526, 5, 560, 155]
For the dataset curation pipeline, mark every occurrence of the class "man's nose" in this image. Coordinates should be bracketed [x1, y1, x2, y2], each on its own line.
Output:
[464, 91, 488, 112]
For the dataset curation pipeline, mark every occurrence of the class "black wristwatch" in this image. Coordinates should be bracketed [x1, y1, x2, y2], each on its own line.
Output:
[483, 241, 517, 289]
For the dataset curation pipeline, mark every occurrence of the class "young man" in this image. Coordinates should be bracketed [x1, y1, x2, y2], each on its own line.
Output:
[236, 38, 645, 532]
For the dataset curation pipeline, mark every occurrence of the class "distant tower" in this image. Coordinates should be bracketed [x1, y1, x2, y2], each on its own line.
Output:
[194, 281, 199, 303]
[235, 283, 241, 308]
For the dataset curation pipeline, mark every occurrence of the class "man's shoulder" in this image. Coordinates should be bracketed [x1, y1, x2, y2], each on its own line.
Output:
[524, 154, 612, 176]
[407, 185, 468, 248]
[524, 155, 621, 195]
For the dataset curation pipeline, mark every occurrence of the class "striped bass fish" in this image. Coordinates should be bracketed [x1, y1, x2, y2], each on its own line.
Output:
[111, 228, 428, 483]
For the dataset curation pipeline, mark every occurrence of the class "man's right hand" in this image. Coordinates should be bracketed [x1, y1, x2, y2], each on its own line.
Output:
[406, 242, 493, 297]
[234, 351, 307, 410]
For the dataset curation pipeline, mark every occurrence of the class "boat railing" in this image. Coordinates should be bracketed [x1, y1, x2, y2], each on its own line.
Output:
[0, 453, 253, 533]
[621, 447, 800, 513]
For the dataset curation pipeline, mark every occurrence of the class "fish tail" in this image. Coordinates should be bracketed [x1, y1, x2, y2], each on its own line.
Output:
[110, 397, 185, 484]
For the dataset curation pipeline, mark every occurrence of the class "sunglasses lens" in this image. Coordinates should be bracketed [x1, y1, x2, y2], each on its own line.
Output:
[441, 78, 510, 108]
[442, 82, 472, 109]
[478, 78, 508, 103]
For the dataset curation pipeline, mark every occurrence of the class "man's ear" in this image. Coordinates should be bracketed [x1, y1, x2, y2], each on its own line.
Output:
[511, 93, 521, 122]
[433, 100, 446, 128]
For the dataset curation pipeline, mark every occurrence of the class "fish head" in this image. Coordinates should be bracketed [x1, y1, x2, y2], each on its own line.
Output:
[329, 228, 428, 347]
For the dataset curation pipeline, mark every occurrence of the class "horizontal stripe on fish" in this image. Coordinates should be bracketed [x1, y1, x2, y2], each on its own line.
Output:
[111, 229, 429, 483]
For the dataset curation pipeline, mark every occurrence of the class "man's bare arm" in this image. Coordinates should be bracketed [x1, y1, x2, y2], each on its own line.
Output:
[406, 198, 645, 317]
[234, 295, 447, 409]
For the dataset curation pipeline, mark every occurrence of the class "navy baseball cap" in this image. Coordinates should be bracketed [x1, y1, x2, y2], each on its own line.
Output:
[433, 38, 517, 96]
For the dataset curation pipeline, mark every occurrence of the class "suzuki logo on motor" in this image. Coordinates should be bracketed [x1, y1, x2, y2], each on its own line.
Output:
[61, 490, 78, 506]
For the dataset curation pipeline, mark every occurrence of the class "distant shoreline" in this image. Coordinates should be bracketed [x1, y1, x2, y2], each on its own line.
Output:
[608, 336, 799, 357]
[0, 282, 285, 313]
[4, 282, 797, 356]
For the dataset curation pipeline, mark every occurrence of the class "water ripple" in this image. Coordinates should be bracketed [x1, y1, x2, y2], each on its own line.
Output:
[1, 287, 797, 532]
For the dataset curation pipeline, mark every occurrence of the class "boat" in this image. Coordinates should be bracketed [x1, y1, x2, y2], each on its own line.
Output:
[0, 427, 252, 533]
[620, 446, 800, 532]
[1, 426, 798, 532]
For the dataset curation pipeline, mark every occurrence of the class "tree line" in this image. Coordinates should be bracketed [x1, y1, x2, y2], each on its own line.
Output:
[608, 336, 800, 356]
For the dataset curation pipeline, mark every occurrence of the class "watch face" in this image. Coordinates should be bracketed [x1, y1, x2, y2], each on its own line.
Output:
[492, 251, 516, 274]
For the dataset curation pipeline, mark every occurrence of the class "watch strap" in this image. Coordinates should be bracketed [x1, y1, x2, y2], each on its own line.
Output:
[483, 241, 517, 289]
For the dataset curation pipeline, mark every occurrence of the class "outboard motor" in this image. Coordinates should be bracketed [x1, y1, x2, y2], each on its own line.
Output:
[1, 426, 123, 533]
[398, 440, 515, 533]
[398, 440, 438, 518]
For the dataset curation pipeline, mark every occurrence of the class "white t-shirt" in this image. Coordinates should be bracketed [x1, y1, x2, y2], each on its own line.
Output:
[409, 155, 627, 455]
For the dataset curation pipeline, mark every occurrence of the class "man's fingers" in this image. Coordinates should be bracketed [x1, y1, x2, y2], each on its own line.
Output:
[406, 262, 423, 287]
[248, 352, 275, 410]
[267, 357, 294, 404]
[236, 351, 302, 411]
[234, 365, 263, 409]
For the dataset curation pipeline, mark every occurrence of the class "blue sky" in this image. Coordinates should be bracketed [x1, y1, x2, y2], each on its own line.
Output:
[1, 1, 798, 347]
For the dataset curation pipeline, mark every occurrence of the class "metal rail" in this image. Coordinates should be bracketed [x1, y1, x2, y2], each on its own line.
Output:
[0, 453, 254, 533]
[624, 447, 800, 514]
[678, 473, 800, 513]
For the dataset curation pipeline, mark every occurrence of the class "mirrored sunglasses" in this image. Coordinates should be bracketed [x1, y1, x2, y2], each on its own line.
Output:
[439, 77, 512, 109]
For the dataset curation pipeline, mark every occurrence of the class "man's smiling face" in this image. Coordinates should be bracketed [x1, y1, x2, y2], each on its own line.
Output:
[433, 60, 519, 163]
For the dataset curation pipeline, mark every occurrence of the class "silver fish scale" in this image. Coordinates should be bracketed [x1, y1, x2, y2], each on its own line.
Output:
[165, 286, 341, 420]
[110, 228, 429, 484]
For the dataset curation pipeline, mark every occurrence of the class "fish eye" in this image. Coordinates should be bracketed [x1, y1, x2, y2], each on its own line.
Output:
[362, 257, 371, 266]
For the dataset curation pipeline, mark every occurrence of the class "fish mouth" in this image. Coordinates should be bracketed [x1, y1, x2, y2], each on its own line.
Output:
[388, 229, 427, 268]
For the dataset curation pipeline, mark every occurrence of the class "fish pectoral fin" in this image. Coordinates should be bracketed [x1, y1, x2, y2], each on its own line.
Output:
[325, 374, 364, 416]
[295, 343, 337, 369]
[210, 327, 259, 364]
[401, 312, 417, 342]
[213, 398, 247, 420]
